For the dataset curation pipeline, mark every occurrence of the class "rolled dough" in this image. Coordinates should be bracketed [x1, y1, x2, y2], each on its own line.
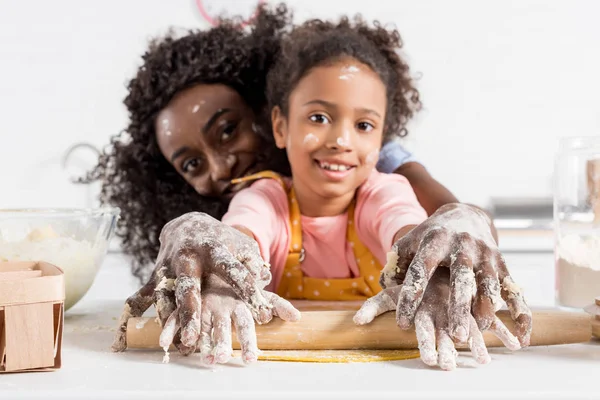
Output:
[249, 349, 420, 363]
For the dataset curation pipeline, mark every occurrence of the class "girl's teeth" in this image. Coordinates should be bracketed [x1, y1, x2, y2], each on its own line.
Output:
[320, 162, 349, 171]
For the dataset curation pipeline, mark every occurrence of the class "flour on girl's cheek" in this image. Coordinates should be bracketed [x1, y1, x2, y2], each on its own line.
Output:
[365, 149, 379, 166]
[303, 133, 319, 147]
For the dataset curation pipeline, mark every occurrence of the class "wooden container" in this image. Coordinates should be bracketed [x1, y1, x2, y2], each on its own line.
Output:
[0, 261, 64, 373]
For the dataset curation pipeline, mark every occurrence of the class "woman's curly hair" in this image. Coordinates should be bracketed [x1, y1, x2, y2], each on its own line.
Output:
[83, 4, 292, 282]
[267, 15, 421, 141]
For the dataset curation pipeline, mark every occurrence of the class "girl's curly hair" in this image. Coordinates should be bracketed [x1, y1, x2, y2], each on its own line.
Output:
[83, 4, 292, 282]
[267, 15, 421, 141]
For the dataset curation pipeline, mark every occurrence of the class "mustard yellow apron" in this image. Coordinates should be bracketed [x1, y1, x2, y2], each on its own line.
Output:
[232, 171, 384, 301]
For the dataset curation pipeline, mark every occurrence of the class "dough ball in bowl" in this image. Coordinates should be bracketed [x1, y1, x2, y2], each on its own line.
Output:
[0, 207, 120, 310]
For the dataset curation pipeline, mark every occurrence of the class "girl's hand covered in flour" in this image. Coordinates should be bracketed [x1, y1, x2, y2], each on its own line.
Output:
[356, 203, 531, 350]
[159, 275, 299, 364]
[355, 268, 521, 370]
[112, 212, 300, 354]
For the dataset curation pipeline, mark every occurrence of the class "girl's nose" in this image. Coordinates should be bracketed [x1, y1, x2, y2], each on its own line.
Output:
[325, 124, 352, 151]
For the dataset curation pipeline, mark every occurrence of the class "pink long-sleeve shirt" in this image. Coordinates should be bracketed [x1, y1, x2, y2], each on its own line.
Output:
[222, 171, 428, 292]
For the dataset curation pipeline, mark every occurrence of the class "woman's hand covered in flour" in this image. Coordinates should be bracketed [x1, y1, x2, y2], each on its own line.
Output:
[159, 275, 300, 364]
[112, 212, 298, 353]
[379, 203, 531, 347]
[355, 268, 521, 370]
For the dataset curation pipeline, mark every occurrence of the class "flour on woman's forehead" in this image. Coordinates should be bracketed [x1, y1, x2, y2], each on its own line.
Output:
[191, 101, 205, 113]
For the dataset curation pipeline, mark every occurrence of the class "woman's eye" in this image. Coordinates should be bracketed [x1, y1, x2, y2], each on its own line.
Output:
[309, 114, 330, 124]
[182, 158, 202, 173]
[357, 122, 374, 132]
[220, 122, 237, 142]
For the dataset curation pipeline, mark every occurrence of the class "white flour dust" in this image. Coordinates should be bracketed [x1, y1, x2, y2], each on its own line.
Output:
[556, 234, 600, 308]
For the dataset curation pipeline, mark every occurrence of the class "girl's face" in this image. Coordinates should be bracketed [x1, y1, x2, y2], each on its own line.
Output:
[272, 58, 386, 209]
[156, 84, 265, 200]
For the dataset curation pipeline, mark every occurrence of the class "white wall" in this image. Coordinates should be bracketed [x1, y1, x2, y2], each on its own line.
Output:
[1, 0, 598, 209]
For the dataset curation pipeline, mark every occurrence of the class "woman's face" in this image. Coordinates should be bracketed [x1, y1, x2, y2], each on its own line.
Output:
[156, 84, 266, 200]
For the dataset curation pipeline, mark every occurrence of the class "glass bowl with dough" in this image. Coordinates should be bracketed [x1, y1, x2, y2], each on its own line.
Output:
[0, 207, 120, 310]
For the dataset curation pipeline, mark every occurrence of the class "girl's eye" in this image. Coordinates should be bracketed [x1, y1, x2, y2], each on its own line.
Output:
[357, 122, 374, 132]
[182, 157, 202, 173]
[309, 114, 330, 124]
[220, 122, 237, 142]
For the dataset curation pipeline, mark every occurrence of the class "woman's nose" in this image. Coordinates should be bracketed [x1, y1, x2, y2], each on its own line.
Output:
[209, 153, 237, 182]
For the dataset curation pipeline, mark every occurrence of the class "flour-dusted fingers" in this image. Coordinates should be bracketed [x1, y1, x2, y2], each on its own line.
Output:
[496, 254, 532, 347]
[155, 290, 195, 355]
[175, 273, 202, 348]
[153, 263, 196, 356]
[489, 316, 521, 351]
[436, 329, 457, 371]
[472, 249, 500, 331]
[210, 246, 273, 325]
[414, 308, 437, 366]
[262, 291, 301, 322]
[172, 251, 202, 348]
[232, 303, 259, 364]
[155, 289, 177, 330]
[157, 213, 273, 325]
[448, 234, 477, 343]
[379, 236, 414, 289]
[159, 310, 179, 349]
[468, 314, 491, 365]
[353, 285, 402, 325]
[199, 308, 215, 365]
[154, 261, 177, 330]
[212, 313, 233, 364]
[396, 228, 451, 329]
[111, 273, 157, 352]
[237, 245, 273, 285]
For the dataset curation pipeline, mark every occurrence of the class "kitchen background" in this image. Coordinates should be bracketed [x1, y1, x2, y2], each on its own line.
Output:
[1, 0, 599, 258]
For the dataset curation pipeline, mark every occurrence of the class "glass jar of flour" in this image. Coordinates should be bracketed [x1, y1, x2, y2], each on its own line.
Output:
[554, 136, 600, 308]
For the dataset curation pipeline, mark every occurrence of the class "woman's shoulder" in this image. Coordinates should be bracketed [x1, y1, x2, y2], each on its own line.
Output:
[356, 169, 413, 203]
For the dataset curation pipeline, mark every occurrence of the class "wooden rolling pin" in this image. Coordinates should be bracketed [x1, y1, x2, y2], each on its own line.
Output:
[584, 296, 600, 338]
[126, 308, 592, 351]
